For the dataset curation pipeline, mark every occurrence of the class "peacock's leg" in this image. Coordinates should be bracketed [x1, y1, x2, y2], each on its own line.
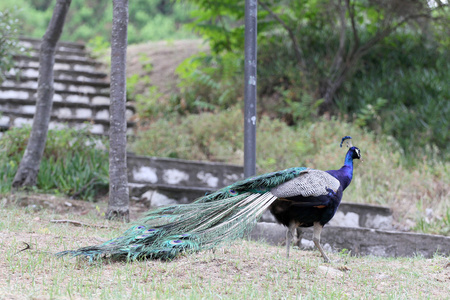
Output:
[286, 220, 297, 258]
[312, 222, 331, 263]
[295, 227, 303, 248]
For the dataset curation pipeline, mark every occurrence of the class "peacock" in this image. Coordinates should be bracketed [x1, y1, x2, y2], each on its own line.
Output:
[57, 136, 361, 263]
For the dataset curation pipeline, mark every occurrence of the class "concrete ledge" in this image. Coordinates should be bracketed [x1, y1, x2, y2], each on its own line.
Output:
[250, 222, 450, 258]
[127, 154, 244, 190]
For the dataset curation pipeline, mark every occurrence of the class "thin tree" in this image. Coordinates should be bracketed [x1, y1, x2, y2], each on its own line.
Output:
[106, 0, 130, 221]
[12, 0, 71, 188]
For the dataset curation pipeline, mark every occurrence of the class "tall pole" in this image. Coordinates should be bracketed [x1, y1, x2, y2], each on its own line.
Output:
[244, 0, 257, 178]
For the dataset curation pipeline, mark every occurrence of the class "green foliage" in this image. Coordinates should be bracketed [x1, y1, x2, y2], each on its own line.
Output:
[0, 8, 23, 83]
[0, 0, 197, 44]
[172, 52, 244, 114]
[414, 207, 450, 236]
[180, 0, 449, 159]
[338, 33, 450, 158]
[86, 36, 110, 60]
[0, 127, 109, 201]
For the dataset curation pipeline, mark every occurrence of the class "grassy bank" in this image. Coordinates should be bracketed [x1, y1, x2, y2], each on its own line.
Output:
[0, 202, 449, 299]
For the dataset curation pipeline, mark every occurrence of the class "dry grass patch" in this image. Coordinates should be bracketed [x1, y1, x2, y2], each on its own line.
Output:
[0, 201, 449, 299]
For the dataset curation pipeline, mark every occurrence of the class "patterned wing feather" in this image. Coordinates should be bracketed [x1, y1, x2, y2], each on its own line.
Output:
[270, 169, 340, 198]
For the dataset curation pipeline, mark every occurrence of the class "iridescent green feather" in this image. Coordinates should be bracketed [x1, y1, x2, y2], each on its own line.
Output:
[57, 167, 307, 261]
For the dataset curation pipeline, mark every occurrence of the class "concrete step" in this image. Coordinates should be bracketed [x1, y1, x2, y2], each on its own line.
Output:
[0, 87, 112, 104]
[0, 112, 135, 135]
[19, 37, 86, 53]
[250, 222, 450, 258]
[0, 102, 134, 122]
[14, 55, 102, 73]
[0, 97, 133, 111]
[7, 67, 107, 82]
[2, 76, 110, 93]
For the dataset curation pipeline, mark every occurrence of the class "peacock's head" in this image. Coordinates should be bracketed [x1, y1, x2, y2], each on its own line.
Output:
[349, 146, 362, 160]
[340, 136, 362, 161]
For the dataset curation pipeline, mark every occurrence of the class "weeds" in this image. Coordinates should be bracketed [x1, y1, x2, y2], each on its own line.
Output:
[0, 126, 109, 200]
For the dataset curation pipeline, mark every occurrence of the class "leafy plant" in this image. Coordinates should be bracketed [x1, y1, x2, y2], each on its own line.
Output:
[0, 126, 109, 200]
[0, 8, 24, 83]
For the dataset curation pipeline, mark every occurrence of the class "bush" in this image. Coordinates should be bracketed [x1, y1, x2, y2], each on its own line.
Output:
[0, 8, 23, 83]
[0, 126, 109, 201]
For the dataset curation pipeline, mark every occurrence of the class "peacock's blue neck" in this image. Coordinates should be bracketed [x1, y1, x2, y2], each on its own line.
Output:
[340, 150, 354, 189]
[327, 150, 354, 191]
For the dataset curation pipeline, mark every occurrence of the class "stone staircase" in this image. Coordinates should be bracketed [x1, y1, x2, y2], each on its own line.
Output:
[0, 37, 135, 135]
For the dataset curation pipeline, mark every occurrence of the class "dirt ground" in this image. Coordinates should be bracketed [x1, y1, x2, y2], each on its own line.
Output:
[1, 194, 449, 299]
[126, 39, 208, 96]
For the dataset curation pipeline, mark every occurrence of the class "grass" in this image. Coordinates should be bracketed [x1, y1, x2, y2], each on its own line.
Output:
[0, 198, 449, 299]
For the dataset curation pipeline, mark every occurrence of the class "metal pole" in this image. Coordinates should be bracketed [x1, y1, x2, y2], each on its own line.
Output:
[244, 0, 257, 178]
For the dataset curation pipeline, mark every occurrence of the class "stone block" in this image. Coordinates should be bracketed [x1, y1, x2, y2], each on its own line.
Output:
[74, 65, 95, 72]
[140, 190, 178, 207]
[68, 85, 96, 94]
[92, 96, 110, 105]
[95, 110, 109, 120]
[75, 108, 93, 118]
[22, 105, 36, 114]
[1, 80, 14, 87]
[133, 166, 158, 183]
[23, 69, 39, 77]
[163, 169, 190, 185]
[0, 90, 29, 99]
[54, 63, 70, 70]
[0, 115, 11, 126]
[13, 117, 33, 127]
[53, 82, 66, 90]
[66, 95, 89, 103]
[56, 108, 72, 118]
[89, 124, 104, 134]
[53, 94, 63, 102]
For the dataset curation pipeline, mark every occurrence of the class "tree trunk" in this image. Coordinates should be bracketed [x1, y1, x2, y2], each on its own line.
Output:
[106, 0, 130, 222]
[12, 0, 71, 189]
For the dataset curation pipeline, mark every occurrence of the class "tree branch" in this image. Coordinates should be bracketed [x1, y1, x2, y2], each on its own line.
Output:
[346, 0, 359, 51]
[329, 0, 347, 80]
[258, 0, 306, 70]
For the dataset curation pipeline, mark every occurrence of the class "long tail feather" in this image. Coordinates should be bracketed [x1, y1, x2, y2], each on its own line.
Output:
[57, 167, 307, 261]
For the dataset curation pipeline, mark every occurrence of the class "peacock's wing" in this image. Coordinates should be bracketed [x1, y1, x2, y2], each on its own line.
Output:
[270, 169, 340, 205]
[57, 167, 309, 261]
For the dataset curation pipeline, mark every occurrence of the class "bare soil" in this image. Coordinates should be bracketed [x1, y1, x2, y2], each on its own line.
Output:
[126, 39, 208, 95]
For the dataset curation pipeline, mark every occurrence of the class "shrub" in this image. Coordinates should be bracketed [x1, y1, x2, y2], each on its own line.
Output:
[0, 126, 109, 201]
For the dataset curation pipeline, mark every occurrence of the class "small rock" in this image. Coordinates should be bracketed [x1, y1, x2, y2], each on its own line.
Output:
[318, 266, 344, 277]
